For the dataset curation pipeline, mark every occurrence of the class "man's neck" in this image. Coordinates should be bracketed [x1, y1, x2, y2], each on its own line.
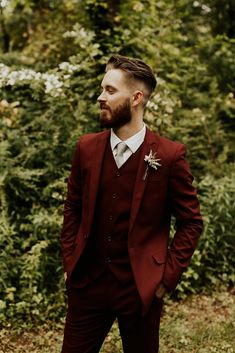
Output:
[113, 110, 144, 140]
[113, 122, 144, 140]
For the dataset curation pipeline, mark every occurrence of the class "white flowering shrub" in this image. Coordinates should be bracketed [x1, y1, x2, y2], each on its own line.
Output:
[0, 15, 104, 325]
[0, 64, 64, 96]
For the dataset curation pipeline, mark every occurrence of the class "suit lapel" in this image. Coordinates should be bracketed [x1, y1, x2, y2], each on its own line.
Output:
[87, 130, 110, 234]
[128, 128, 160, 235]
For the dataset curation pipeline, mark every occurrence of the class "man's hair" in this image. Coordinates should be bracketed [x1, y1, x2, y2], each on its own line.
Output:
[106, 55, 157, 99]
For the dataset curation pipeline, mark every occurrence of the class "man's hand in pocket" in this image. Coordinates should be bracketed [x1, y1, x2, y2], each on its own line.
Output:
[64, 272, 67, 282]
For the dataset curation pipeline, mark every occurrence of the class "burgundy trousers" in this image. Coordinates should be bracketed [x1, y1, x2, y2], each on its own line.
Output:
[61, 270, 163, 353]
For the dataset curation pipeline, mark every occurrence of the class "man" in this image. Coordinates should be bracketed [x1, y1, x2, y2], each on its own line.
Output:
[61, 55, 203, 353]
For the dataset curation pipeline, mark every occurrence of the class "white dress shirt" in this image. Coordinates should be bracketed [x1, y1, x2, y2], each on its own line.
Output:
[110, 124, 146, 165]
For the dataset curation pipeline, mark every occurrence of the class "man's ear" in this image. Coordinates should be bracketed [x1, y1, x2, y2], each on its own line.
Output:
[132, 90, 144, 107]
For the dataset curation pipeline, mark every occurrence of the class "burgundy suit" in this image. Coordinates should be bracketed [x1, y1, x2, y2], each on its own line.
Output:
[61, 128, 203, 353]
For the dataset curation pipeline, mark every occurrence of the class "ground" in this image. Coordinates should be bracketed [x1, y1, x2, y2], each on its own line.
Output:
[0, 290, 234, 353]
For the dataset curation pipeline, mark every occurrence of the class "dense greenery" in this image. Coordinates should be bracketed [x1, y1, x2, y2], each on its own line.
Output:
[0, 0, 234, 326]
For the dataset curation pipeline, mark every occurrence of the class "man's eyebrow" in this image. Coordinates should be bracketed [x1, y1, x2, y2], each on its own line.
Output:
[101, 84, 117, 90]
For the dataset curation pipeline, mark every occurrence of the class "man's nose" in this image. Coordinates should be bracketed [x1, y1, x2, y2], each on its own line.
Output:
[97, 91, 106, 102]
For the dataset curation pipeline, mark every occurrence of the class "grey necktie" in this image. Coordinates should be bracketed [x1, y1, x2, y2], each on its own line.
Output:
[115, 142, 128, 168]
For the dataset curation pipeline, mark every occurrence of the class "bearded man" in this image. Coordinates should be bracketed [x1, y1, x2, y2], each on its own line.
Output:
[60, 55, 203, 353]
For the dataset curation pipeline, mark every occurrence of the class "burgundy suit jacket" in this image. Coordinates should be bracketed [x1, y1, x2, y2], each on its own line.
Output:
[61, 128, 203, 313]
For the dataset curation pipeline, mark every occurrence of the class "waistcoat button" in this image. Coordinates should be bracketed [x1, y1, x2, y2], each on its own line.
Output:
[105, 256, 112, 263]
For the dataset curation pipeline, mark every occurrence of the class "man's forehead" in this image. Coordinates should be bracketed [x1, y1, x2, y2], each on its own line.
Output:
[101, 68, 128, 87]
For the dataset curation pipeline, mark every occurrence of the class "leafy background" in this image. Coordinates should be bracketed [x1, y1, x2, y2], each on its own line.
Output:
[0, 0, 234, 329]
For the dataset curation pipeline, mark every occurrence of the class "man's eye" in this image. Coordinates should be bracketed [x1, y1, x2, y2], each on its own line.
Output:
[107, 88, 115, 94]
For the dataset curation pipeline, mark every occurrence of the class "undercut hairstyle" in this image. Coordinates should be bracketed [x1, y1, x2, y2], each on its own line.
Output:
[106, 55, 157, 102]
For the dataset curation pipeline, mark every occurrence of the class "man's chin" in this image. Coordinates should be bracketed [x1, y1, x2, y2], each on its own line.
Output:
[99, 111, 113, 127]
[99, 118, 113, 128]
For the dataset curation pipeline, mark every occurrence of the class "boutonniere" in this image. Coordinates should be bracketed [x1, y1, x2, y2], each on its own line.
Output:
[143, 149, 161, 180]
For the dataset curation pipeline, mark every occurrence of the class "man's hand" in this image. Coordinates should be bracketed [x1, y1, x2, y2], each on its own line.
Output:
[155, 283, 167, 299]
[64, 272, 67, 282]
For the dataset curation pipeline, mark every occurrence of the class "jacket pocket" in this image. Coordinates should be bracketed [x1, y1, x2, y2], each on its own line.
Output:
[152, 251, 166, 265]
[148, 176, 163, 182]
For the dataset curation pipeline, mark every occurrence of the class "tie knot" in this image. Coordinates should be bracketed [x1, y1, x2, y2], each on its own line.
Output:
[116, 142, 127, 156]
[115, 142, 128, 168]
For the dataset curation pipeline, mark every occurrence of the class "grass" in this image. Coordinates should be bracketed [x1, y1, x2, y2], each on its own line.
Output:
[0, 290, 234, 353]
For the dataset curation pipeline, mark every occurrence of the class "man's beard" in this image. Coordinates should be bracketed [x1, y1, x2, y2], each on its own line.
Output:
[99, 98, 132, 129]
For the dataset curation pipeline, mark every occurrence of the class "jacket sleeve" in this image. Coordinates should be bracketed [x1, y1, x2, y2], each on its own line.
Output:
[60, 139, 82, 272]
[163, 144, 203, 291]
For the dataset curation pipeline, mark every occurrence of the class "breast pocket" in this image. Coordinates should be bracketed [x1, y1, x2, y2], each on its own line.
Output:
[152, 251, 166, 265]
[148, 176, 163, 182]
[147, 171, 168, 182]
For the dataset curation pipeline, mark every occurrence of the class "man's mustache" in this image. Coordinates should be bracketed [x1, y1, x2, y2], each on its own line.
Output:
[100, 103, 110, 110]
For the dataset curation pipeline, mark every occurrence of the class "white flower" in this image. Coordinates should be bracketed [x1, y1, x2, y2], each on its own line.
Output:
[143, 149, 161, 180]
[42, 73, 63, 95]
[0, 63, 64, 97]
[59, 62, 79, 73]
[0, 64, 9, 77]
[0, 0, 10, 8]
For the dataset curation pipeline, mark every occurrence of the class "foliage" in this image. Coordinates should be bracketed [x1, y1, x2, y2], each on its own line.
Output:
[0, 0, 234, 325]
[0, 291, 234, 352]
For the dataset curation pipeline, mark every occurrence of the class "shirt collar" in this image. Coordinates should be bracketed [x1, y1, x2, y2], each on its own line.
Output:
[110, 124, 146, 153]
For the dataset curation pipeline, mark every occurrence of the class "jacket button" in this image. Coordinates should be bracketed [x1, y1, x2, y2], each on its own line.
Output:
[116, 171, 121, 177]
[112, 193, 117, 199]
[108, 215, 113, 221]
[105, 257, 112, 263]
[107, 235, 112, 242]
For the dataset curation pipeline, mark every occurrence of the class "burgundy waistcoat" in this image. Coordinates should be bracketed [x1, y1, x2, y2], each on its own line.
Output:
[71, 141, 143, 287]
